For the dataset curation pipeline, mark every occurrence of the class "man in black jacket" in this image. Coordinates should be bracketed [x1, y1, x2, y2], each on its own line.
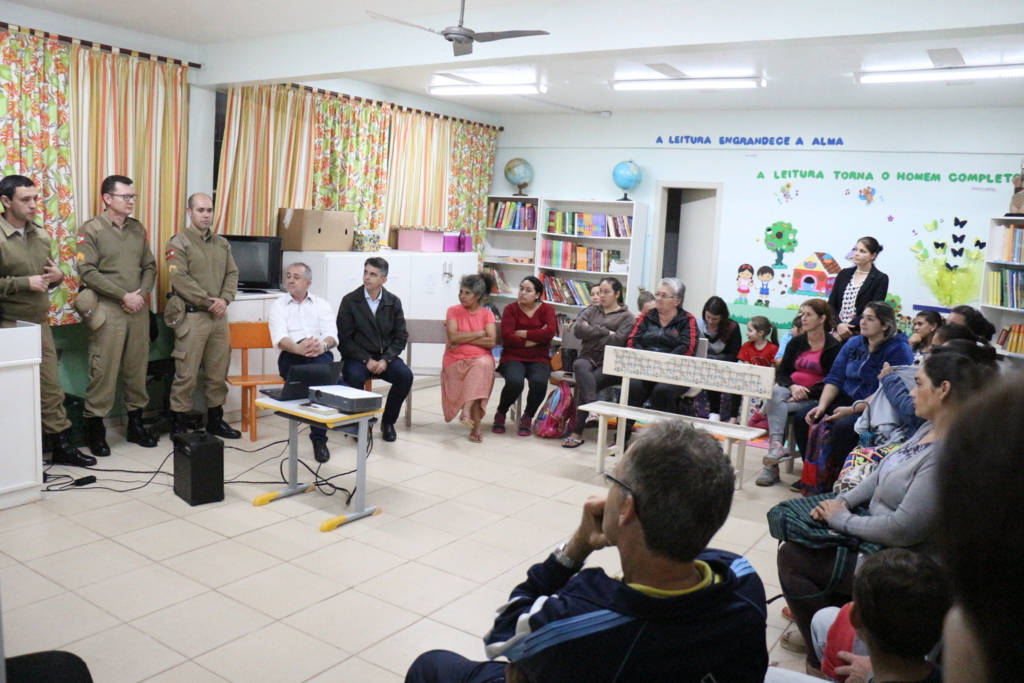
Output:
[336, 257, 412, 442]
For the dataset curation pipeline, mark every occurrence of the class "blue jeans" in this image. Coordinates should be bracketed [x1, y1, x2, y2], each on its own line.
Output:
[341, 356, 414, 426]
[406, 650, 505, 683]
[278, 350, 333, 444]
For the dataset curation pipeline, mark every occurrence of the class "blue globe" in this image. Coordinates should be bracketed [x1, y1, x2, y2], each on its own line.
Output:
[612, 160, 641, 199]
[504, 158, 533, 195]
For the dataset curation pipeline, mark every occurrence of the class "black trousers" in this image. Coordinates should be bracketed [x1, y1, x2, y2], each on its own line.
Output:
[278, 350, 334, 443]
[406, 650, 505, 683]
[792, 394, 856, 459]
[497, 360, 549, 418]
[777, 542, 856, 669]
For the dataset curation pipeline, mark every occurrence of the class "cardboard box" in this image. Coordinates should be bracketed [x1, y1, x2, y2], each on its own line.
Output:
[277, 208, 354, 251]
[397, 229, 444, 252]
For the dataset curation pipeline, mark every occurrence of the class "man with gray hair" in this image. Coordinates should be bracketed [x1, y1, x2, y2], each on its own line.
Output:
[268, 262, 338, 462]
[406, 420, 769, 683]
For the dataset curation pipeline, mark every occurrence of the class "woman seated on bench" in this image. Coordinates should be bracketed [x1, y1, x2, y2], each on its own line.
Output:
[794, 301, 914, 491]
[776, 343, 997, 674]
[757, 299, 842, 487]
[623, 278, 699, 440]
[441, 273, 497, 443]
[698, 295, 743, 422]
[562, 277, 634, 449]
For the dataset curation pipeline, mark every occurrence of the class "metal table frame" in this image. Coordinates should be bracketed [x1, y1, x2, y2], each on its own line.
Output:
[254, 397, 383, 531]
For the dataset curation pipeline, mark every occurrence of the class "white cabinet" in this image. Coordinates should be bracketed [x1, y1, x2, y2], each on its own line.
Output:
[0, 322, 43, 510]
[282, 250, 478, 370]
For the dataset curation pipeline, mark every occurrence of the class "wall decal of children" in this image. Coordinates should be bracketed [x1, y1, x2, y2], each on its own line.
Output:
[755, 265, 774, 306]
[736, 264, 754, 304]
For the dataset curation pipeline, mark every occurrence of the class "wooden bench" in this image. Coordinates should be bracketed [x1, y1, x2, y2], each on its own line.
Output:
[579, 345, 774, 488]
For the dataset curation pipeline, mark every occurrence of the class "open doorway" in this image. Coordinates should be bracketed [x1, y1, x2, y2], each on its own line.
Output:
[651, 181, 723, 312]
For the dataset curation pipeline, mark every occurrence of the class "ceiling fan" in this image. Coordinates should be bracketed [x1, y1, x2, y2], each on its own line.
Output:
[367, 0, 549, 57]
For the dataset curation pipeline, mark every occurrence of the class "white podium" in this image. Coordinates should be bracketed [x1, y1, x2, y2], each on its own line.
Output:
[0, 321, 43, 509]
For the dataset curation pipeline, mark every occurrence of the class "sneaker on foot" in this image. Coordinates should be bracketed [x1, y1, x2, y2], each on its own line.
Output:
[492, 412, 507, 434]
[517, 416, 532, 436]
[755, 465, 780, 487]
[762, 441, 792, 466]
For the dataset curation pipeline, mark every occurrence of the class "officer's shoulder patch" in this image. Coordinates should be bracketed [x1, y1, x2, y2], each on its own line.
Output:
[165, 247, 176, 259]
[169, 264, 178, 274]
[76, 252, 85, 262]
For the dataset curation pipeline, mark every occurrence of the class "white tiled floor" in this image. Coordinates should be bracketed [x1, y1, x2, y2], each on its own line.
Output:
[1, 382, 810, 681]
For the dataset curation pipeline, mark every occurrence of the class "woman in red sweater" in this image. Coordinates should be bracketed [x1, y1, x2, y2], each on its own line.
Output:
[494, 276, 557, 436]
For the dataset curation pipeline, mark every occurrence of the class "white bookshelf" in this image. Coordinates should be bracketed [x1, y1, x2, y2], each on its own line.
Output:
[980, 216, 1024, 362]
[482, 196, 539, 295]
[536, 198, 647, 312]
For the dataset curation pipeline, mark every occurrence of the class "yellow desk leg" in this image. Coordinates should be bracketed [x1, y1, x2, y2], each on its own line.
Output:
[320, 505, 382, 532]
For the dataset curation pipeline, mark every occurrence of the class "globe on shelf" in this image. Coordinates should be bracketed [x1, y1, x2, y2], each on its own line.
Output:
[504, 158, 534, 196]
[612, 160, 641, 201]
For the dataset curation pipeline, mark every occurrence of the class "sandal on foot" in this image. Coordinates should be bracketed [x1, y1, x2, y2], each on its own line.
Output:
[781, 606, 794, 622]
[780, 630, 808, 654]
[562, 437, 585, 449]
[468, 432, 483, 443]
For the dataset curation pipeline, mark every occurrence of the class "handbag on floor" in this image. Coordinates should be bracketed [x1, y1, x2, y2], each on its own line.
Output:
[767, 492, 882, 599]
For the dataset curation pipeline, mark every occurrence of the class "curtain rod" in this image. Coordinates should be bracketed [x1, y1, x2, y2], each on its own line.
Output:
[0, 21, 202, 69]
[287, 83, 503, 132]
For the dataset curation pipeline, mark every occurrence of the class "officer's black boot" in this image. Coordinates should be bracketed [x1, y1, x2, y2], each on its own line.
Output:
[84, 416, 111, 457]
[170, 411, 191, 437]
[51, 429, 96, 467]
[126, 409, 159, 448]
[206, 406, 241, 439]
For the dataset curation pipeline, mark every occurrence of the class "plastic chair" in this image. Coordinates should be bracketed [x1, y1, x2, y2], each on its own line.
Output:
[226, 322, 284, 441]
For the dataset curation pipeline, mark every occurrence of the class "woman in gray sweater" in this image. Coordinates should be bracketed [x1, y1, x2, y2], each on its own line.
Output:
[562, 277, 634, 448]
[776, 342, 997, 672]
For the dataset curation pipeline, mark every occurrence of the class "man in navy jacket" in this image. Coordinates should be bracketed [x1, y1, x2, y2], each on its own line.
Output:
[406, 420, 769, 683]
[336, 257, 412, 442]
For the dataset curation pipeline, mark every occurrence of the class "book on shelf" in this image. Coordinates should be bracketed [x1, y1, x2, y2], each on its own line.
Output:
[539, 273, 594, 307]
[545, 210, 632, 237]
[484, 268, 512, 295]
[485, 256, 534, 265]
[1002, 224, 1024, 263]
[999, 323, 1024, 354]
[539, 239, 621, 271]
[988, 268, 1024, 309]
[488, 200, 537, 231]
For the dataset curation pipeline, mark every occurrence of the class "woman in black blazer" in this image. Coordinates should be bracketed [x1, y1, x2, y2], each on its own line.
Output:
[827, 236, 888, 341]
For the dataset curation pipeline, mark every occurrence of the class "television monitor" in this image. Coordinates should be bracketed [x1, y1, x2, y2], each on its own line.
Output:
[224, 235, 282, 292]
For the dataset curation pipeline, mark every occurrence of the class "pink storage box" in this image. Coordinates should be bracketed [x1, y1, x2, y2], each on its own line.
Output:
[443, 233, 461, 252]
[397, 229, 444, 252]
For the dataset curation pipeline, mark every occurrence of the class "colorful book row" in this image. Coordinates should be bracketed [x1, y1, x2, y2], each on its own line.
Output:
[488, 201, 537, 231]
[1001, 224, 1024, 263]
[540, 239, 621, 272]
[545, 211, 632, 237]
[997, 324, 1024, 355]
[986, 268, 1024, 310]
[540, 274, 594, 307]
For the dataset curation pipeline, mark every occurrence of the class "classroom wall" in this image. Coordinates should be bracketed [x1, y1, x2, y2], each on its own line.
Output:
[491, 107, 1023, 322]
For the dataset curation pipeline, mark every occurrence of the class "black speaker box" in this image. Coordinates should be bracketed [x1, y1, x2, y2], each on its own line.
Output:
[173, 432, 224, 506]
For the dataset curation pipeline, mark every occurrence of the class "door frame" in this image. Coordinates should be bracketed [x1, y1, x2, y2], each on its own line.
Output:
[650, 181, 724, 305]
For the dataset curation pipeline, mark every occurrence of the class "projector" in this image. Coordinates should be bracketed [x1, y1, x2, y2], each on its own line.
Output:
[309, 385, 382, 413]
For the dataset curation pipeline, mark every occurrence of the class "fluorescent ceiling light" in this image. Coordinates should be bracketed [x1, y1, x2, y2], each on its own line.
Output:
[856, 64, 1024, 83]
[427, 83, 546, 95]
[610, 77, 764, 91]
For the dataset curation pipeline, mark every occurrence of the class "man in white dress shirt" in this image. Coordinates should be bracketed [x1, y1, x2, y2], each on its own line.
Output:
[268, 262, 338, 462]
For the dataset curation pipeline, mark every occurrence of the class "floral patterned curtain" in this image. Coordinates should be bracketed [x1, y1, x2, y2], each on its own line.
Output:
[312, 96, 392, 234]
[0, 31, 78, 324]
[447, 120, 499, 254]
[70, 46, 190, 310]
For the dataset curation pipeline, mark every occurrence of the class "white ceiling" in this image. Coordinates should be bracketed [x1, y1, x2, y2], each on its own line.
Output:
[9, 0, 1024, 114]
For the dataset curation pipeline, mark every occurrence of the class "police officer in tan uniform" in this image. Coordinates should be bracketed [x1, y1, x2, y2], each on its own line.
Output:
[164, 193, 241, 438]
[0, 175, 94, 465]
[77, 175, 159, 453]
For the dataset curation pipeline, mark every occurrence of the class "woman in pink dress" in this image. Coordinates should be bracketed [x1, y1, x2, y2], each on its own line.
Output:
[442, 273, 498, 443]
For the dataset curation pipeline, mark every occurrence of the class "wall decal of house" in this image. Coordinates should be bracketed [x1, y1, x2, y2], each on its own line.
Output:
[790, 252, 842, 295]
